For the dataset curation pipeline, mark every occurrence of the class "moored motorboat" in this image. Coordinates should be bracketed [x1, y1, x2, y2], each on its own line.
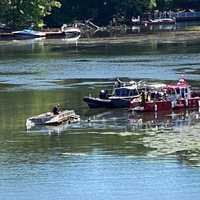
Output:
[131, 16, 141, 25]
[26, 110, 80, 129]
[61, 25, 81, 41]
[84, 80, 141, 108]
[12, 29, 46, 39]
[148, 18, 176, 24]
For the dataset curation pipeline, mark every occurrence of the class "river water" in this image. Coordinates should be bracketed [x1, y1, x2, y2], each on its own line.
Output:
[0, 36, 200, 200]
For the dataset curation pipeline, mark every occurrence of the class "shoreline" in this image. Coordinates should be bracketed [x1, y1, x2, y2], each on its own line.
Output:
[0, 29, 200, 43]
[80, 30, 200, 43]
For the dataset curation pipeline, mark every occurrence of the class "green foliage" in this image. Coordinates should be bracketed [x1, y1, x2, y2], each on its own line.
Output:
[156, 0, 200, 10]
[1, 0, 200, 28]
[0, 0, 61, 29]
[45, 0, 157, 26]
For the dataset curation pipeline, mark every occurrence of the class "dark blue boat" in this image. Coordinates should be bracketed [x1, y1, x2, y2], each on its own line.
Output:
[84, 83, 140, 108]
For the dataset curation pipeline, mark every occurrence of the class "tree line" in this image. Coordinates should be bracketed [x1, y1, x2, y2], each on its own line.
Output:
[1, 0, 200, 29]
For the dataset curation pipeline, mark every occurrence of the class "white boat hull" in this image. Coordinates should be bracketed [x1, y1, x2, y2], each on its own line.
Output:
[63, 27, 81, 41]
[12, 29, 46, 39]
[26, 110, 80, 129]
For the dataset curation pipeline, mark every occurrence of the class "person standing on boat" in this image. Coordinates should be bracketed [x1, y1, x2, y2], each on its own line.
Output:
[52, 104, 60, 115]
[141, 90, 146, 105]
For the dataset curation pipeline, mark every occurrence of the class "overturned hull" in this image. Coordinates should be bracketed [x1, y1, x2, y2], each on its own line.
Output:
[26, 110, 80, 129]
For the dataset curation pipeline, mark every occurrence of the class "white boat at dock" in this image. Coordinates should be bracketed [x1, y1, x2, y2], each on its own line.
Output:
[12, 29, 46, 39]
[61, 25, 81, 41]
[148, 18, 176, 24]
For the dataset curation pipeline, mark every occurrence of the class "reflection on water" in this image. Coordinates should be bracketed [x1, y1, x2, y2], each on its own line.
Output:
[130, 21, 200, 33]
[1, 37, 200, 90]
[81, 108, 200, 167]
[129, 110, 200, 166]
[26, 121, 80, 135]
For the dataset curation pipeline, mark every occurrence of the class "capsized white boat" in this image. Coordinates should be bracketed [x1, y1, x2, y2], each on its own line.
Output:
[12, 29, 46, 38]
[26, 110, 80, 129]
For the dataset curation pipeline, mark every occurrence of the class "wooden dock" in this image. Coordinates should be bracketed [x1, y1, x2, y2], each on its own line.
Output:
[45, 31, 65, 38]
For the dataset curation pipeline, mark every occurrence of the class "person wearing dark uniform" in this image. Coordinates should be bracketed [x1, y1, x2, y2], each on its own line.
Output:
[141, 90, 146, 105]
[52, 104, 60, 115]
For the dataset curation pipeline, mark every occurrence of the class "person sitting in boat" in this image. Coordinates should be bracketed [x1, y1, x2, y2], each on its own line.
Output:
[52, 104, 60, 115]
[99, 90, 108, 99]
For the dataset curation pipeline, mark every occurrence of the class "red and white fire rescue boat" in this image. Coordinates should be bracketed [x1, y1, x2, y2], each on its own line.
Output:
[130, 78, 200, 112]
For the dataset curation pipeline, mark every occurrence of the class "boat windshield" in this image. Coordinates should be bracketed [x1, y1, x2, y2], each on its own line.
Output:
[114, 88, 138, 97]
